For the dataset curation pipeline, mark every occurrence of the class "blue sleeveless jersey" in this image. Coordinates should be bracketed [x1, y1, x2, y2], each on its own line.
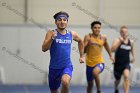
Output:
[49, 29, 72, 69]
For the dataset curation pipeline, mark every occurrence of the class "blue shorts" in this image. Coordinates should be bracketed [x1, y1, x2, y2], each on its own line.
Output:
[48, 65, 73, 90]
[86, 63, 104, 81]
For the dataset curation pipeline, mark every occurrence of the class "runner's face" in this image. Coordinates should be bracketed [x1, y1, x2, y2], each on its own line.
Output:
[120, 28, 128, 38]
[55, 17, 68, 30]
[92, 24, 101, 36]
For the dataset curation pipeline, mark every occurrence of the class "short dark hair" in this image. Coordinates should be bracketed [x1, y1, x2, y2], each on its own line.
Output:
[91, 21, 101, 28]
[53, 11, 69, 19]
[120, 25, 128, 30]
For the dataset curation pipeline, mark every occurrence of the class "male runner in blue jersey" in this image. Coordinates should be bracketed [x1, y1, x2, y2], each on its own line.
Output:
[42, 11, 84, 93]
[111, 26, 135, 93]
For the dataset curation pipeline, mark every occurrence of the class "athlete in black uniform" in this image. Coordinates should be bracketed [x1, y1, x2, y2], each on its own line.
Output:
[111, 26, 135, 93]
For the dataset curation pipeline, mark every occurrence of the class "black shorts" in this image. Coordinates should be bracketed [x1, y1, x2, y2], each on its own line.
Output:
[114, 63, 131, 80]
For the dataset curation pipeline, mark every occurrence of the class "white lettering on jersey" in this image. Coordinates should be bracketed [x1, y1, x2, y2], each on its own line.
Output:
[56, 39, 71, 44]
[120, 44, 131, 50]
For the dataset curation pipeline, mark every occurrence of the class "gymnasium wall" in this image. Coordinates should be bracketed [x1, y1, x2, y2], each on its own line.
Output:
[0, 0, 140, 25]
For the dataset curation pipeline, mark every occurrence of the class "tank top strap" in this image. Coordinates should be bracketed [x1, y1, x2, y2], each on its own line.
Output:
[128, 39, 131, 46]
[100, 34, 102, 40]
[66, 29, 71, 34]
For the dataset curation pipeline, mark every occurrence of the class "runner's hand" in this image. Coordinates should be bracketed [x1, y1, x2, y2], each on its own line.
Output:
[110, 56, 115, 64]
[79, 56, 84, 63]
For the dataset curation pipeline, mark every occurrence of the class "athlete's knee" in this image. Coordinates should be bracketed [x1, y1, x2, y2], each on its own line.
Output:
[115, 79, 120, 85]
[115, 79, 120, 83]
[92, 68, 100, 77]
[62, 78, 70, 87]
[61, 74, 71, 87]
[124, 76, 129, 82]
[123, 74, 129, 82]
[93, 69, 99, 76]
[124, 74, 129, 81]
[93, 72, 99, 77]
